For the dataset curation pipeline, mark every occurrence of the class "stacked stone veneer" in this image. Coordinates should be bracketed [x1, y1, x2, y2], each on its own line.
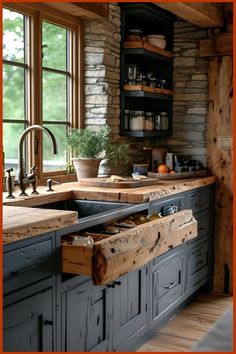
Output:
[84, 4, 121, 137]
[84, 3, 148, 174]
[170, 19, 209, 166]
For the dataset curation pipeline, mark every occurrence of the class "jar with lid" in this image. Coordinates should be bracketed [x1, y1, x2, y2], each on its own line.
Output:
[124, 110, 130, 130]
[142, 75, 148, 86]
[160, 112, 169, 130]
[129, 111, 145, 131]
[149, 77, 157, 88]
[126, 29, 142, 42]
[144, 112, 154, 131]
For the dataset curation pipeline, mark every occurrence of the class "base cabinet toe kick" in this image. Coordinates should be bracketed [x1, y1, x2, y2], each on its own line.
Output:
[3, 184, 215, 352]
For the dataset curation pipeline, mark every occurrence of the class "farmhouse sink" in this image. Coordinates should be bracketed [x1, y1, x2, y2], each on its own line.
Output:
[35, 199, 149, 230]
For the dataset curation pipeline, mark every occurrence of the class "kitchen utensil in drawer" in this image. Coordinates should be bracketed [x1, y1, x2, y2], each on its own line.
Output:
[72, 235, 94, 247]
[160, 204, 178, 216]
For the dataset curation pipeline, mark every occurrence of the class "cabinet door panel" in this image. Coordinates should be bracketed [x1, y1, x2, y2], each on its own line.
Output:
[65, 283, 110, 352]
[3, 288, 53, 352]
[151, 252, 185, 322]
[187, 240, 209, 290]
[113, 267, 147, 349]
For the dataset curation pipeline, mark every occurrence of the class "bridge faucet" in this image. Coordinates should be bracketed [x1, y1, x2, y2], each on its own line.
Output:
[15, 125, 58, 196]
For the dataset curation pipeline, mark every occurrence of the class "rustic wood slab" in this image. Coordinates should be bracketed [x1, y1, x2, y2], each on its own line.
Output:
[123, 84, 173, 96]
[78, 177, 160, 188]
[148, 170, 207, 180]
[62, 209, 197, 285]
[3, 206, 78, 244]
[3, 177, 216, 206]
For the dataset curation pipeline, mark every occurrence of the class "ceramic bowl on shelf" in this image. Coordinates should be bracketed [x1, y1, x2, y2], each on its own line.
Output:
[146, 35, 166, 49]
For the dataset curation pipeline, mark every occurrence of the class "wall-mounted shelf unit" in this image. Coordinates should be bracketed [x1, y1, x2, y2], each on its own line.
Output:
[120, 3, 175, 138]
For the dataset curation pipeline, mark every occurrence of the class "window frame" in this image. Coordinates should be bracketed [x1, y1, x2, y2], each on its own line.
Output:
[3, 3, 84, 182]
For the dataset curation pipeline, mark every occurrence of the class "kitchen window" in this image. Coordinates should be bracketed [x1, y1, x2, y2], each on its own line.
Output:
[3, 4, 81, 180]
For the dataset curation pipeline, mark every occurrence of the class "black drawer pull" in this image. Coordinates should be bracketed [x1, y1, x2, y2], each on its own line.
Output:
[114, 281, 121, 286]
[107, 283, 115, 288]
[164, 281, 176, 289]
[160, 205, 178, 216]
[196, 260, 204, 266]
[44, 320, 53, 326]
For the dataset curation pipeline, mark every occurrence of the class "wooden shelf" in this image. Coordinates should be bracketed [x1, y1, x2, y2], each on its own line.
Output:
[121, 130, 170, 138]
[124, 84, 173, 96]
[124, 41, 173, 58]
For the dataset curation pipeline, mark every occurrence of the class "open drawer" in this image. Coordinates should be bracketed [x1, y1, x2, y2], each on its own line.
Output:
[62, 209, 197, 285]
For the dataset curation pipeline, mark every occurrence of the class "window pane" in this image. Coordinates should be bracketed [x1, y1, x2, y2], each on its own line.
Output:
[42, 21, 67, 71]
[3, 65, 25, 119]
[3, 8, 24, 63]
[43, 71, 67, 121]
[3, 122, 25, 171]
[43, 124, 67, 171]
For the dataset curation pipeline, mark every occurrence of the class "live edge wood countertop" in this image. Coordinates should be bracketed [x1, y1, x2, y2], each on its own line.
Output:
[2, 176, 216, 244]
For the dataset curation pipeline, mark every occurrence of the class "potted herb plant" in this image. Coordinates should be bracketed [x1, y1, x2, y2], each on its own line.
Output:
[67, 125, 130, 179]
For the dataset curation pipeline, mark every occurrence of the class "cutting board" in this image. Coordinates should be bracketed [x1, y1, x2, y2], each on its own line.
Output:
[78, 177, 159, 188]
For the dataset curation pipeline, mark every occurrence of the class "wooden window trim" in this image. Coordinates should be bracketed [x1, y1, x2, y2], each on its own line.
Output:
[3, 3, 83, 183]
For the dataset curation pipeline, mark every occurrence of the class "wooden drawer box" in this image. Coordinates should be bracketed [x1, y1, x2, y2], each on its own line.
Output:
[62, 210, 197, 285]
[3, 239, 53, 294]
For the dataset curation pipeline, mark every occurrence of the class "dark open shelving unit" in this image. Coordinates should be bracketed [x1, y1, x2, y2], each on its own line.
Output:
[120, 3, 175, 138]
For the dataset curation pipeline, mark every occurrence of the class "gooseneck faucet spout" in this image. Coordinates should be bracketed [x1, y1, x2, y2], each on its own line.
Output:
[16, 125, 58, 196]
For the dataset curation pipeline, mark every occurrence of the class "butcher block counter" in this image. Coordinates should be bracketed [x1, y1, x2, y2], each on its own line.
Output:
[2, 176, 215, 244]
[3, 175, 216, 205]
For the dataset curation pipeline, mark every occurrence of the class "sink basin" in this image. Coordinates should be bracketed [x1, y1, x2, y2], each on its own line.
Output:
[36, 199, 149, 230]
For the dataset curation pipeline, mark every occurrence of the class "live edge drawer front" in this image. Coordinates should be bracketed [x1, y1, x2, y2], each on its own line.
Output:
[62, 209, 197, 285]
[3, 239, 53, 294]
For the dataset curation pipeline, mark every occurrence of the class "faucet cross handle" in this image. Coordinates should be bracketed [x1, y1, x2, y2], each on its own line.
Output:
[4, 168, 15, 199]
[46, 178, 60, 192]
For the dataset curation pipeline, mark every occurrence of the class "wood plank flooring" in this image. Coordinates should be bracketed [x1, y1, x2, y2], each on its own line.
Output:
[136, 293, 233, 352]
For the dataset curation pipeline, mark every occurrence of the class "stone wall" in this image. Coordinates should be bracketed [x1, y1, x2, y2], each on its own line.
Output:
[84, 3, 148, 174]
[84, 3, 121, 136]
[169, 19, 209, 166]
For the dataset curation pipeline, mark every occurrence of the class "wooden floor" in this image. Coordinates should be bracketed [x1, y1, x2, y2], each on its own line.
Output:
[136, 293, 233, 352]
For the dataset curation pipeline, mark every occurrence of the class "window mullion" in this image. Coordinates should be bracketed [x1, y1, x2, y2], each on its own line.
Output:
[33, 11, 43, 179]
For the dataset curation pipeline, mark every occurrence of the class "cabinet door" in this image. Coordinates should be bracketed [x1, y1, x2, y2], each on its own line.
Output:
[151, 250, 185, 324]
[113, 266, 148, 350]
[64, 282, 111, 352]
[187, 238, 209, 291]
[3, 288, 53, 352]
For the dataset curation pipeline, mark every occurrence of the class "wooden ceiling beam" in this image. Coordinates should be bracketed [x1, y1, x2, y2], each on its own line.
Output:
[155, 2, 223, 28]
[45, 2, 108, 20]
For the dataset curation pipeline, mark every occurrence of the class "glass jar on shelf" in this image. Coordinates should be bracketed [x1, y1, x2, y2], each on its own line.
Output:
[154, 113, 161, 130]
[124, 110, 130, 130]
[129, 111, 145, 131]
[160, 112, 169, 130]
[144, 112, 155, 131]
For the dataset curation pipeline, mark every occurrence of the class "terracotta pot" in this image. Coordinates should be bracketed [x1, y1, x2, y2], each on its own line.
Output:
[72, 158, 102, 179]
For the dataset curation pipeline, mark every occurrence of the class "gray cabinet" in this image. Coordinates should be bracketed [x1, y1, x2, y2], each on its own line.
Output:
[3, 288, 54, 352]
[151, 247, 186, 325]
[112, 266, 148, 350]
[62, 281, 112, 352]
